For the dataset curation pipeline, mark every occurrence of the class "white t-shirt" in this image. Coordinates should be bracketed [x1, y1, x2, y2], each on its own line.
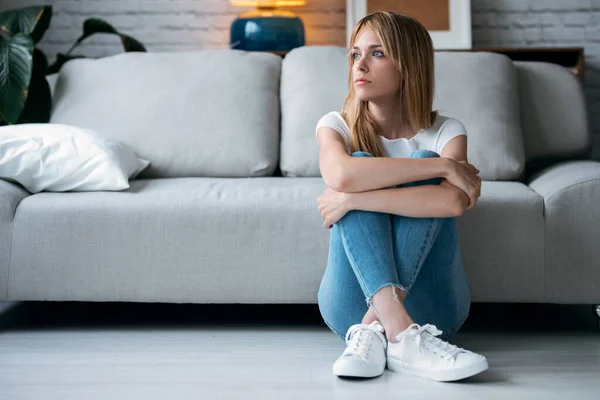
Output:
[315, 111, 467, 158]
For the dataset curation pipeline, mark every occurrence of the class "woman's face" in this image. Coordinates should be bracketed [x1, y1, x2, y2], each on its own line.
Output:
[351, 27, 401, 102]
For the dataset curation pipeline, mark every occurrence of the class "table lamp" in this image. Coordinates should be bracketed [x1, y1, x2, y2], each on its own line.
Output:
[229, 1, 306, 52]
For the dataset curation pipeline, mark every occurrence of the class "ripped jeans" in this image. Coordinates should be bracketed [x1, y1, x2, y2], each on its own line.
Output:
[317, 150, 472, 343]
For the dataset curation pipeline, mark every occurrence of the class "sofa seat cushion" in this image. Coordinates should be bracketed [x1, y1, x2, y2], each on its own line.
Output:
[457, 181, 544, 302]
[50, 50, 281, 178]
[9, 178, 544, 303]
[8, 177, 329, 302]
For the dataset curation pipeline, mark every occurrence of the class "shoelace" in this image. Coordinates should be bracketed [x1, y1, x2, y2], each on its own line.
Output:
[344, 324, 377, 363]
[402, 323, 465, 361]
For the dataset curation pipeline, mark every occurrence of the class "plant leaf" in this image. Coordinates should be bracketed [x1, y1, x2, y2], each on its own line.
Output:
[73, 18, 118, 46]
[0, 5, 52, 42]
[68, 18, 146, 54]
[19, 48, 51, 123]
[47, 53, 85, 75]
[0, 33, 34, 124]
[32, 48, 48, 75]
[18, 59, 51, 124]
[30, 6, 52, 44]
[120, 34, 146, 52]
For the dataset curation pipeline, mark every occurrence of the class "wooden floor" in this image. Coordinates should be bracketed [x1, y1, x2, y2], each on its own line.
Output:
[0, 301, 599, 399]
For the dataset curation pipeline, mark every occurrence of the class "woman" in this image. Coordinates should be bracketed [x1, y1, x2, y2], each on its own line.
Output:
[315, 11, 488, 382]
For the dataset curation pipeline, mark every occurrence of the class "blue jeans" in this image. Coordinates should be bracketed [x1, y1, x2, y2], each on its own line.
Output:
[317, 150, 472, 343]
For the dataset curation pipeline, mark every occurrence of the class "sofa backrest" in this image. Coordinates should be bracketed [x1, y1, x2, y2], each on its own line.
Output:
[50, 50, 282, 178]
[46, 48, 591, 181]
[280, 46, 526, 181]
[514, 61, 591, 164]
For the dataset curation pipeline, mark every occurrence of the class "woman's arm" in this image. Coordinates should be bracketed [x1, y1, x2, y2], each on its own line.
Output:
[337, 156, 451, 193]
[346, 184, 465, 218]
[318, 127, 451, 193]
[345, 135, 478, 218]
[439, 135, 478, 212]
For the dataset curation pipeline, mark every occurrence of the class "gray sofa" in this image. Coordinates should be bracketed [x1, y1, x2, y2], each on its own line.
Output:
[1, 47, 599, 307]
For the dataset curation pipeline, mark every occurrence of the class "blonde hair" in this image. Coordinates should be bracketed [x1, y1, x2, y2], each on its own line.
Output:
[342, 11, 438, 157]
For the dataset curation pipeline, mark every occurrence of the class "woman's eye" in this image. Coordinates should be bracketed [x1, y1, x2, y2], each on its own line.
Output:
[373, 51, 384, 57]
[351, 53, 360, 60]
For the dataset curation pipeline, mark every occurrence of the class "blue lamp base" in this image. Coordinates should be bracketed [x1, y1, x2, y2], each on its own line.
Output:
[230, 15, 305, 52]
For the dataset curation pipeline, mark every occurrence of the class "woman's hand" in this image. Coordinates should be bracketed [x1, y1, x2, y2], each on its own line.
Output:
[444, 159, 482, 209]
[317, 187, 352, 228]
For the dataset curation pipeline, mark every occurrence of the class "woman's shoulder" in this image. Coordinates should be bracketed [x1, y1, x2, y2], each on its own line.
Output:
[316, 111, 350, 137]
[315, 111, 351, 152]
[434, 115, 467, 136]
[317, 111, 346, 126]
[430, 114, 468, 154]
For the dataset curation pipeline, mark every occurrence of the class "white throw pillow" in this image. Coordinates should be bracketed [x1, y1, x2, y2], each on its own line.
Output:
[0, 123, 150, 193]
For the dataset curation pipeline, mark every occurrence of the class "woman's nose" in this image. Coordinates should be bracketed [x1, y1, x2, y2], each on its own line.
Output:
[355, 57, 368, 71]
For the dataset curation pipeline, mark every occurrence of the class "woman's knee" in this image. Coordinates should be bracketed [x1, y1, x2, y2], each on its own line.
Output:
[317, 294, 350, 341]
[352, 151, 373, 158]
[322, 317, 346, 341]
[410, 149, 439, 159]
[354, 150, 439, 159]
[443, 285, 472, 340]
[444, 304, 471, 342]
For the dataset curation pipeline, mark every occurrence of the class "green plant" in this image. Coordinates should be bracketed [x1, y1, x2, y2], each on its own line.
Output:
[0, 5, 146, 125]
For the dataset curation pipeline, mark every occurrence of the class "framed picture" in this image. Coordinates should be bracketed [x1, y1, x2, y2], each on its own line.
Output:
[346, 0, 472, 50]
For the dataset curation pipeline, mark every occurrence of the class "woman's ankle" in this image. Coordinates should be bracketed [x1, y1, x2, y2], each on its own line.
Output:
[370, 285, 414, 342]
[385, 317, 416, 343]
[361, 306, 379, 325]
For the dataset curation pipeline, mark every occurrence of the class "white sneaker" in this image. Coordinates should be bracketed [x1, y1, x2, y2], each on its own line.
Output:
[387, 323, 488, 382]
[332, 321, 387, 378]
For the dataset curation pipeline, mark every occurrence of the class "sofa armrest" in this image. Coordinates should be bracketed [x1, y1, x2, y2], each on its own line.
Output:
[0, 179, 30, 299]
[527, 160, 600, 303]
[528, 160, 600, 203]
[0, 179, 30, 214]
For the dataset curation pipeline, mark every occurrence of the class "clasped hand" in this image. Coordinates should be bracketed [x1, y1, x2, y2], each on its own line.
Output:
[316, 187, 350, 229]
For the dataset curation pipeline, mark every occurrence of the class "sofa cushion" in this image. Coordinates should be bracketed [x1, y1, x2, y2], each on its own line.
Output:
[456, 181, 544, 302]
[515, 61, 591, 163]
[280, 47, 525, 181]
[8, 178, 330, 303]
[433, 52, 525, 180]
[280, 47, 349, 178]
[9, 178, 544, 303]
[0, 123, 149, 193]
[50, 50, 281, 178]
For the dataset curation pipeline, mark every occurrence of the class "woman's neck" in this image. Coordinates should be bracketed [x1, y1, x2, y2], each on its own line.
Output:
[368, 100, 415, 140]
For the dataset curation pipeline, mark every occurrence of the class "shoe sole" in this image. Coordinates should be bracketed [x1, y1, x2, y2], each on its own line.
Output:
[387, 357, 489, 382]
[333, 362, 385, 378]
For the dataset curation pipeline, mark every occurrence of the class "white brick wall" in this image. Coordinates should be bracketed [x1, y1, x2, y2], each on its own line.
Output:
[2, 0, 599, 159]
[0, 0, 346, 55]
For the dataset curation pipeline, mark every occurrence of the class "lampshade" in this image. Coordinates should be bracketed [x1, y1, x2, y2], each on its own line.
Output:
[230, 1, 306, 7]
